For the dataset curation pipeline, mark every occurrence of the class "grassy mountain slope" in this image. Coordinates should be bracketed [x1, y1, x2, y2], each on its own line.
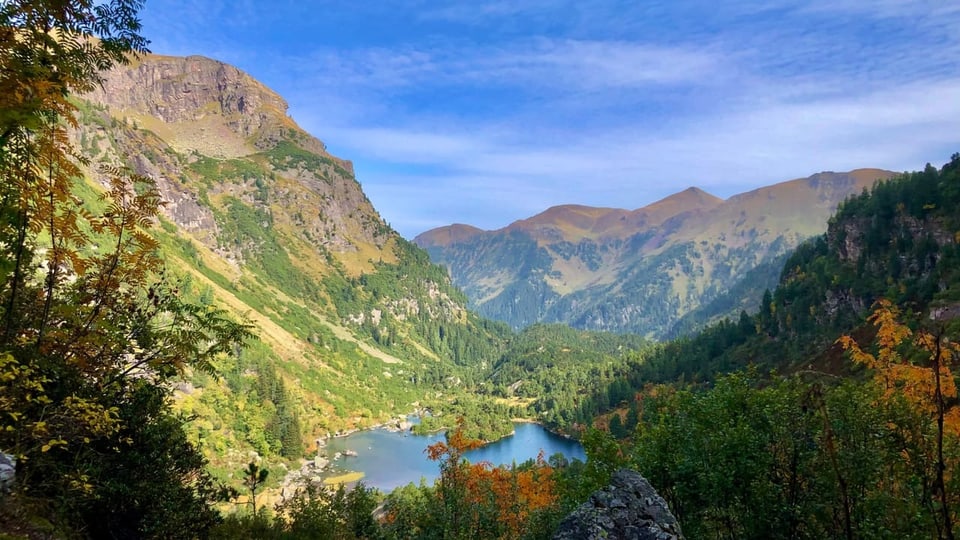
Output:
[72, 54, 508, 473]
[416, 169, 894, 338]
[630, 154, 960, 405]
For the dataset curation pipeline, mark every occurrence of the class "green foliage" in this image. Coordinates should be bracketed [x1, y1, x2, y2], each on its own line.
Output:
[278, 483, 381, 540]
[260, 140, 355, 184]
[774, 155, 960, 338]
[0, 3, 256, 536]
[628, 373, 953, 539]
[485, 323, 650, 429]
[545, 154, 960, 539]
[412, 396, 518, 442]
[211, 483, 382, 540]
[72, 382, 234, 538]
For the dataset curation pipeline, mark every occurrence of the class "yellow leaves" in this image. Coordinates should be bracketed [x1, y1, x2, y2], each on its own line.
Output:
[62, 397, 122, 438]
[868, 299, 912, 353]
[838, 300, 957, 417]
[66, 472, 93, 495]
[41, 439, 67, 453]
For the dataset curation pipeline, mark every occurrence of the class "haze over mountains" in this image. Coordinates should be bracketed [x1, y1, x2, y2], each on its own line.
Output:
[416, 168, 895, 337]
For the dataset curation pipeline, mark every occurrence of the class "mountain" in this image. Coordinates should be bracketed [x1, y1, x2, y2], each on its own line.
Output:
[72, 54, 508, 467]
[415, 169, 895, 338]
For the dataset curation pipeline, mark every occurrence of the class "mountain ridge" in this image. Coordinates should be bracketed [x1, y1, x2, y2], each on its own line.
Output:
[68, 52, 511, 472]
[416, 168, 896, 337]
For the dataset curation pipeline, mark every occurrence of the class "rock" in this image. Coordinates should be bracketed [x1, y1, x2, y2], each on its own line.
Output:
[553, 469, 683, 540]
[0, 452, 16, 494]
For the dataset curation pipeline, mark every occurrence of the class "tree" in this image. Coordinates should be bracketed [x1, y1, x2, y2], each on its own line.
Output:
[408, 420, 558, 539]
[838, 300, 959, 540]
[274, 482, 381, 540]
[0, 1, 253, 535]
[242, 461, 269, 515]
[608, 413, 627, 439]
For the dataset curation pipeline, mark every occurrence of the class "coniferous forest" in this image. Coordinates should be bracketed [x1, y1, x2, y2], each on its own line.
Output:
[2, 2, 960, 539]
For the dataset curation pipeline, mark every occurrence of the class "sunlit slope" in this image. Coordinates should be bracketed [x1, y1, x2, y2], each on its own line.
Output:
[72, 54, 507, 468]
[417, 169, 894, 337]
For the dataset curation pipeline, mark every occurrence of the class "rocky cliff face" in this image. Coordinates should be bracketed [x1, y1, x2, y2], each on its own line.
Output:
[553, 469, 684, 540]
[80, 54, 382, 261]
[417, 169, 895, 338]
[86, 55, 345, 162]
[89, 55, 285, 129]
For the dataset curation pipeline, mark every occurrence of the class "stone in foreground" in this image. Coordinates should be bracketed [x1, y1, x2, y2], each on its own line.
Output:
[553, 469, 683, 540]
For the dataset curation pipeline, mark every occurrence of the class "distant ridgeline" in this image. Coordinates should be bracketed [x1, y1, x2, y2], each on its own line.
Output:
[416, 169, 895, 339]
[564, 154, 960, 428]
[563, 154, 960, 540]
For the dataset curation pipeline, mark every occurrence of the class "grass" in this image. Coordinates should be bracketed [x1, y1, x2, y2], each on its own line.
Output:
[323, 471, 365, 486]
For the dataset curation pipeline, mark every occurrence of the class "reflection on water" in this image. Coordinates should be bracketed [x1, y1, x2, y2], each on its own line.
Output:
[323, 422, 585, 492]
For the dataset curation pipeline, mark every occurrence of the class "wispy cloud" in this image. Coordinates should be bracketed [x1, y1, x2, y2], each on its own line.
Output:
[288, 39, 722, 95]
[330, 76, 960, 236]
[140, 0, 960, 238]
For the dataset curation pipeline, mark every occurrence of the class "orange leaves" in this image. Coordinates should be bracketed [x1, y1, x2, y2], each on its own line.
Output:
[426, 440, 447, 462]
[428, 421, 559, 539]
[838, 300, 957, 411]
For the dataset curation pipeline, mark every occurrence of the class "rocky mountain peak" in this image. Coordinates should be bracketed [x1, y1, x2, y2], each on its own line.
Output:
[90, 55, 286, 126]
[84, 54, 344, 166]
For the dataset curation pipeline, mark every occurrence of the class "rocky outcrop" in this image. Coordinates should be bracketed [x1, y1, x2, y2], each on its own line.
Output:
[553, 469, 683, 540]
[85, 54, 351, 172]
[89, 55, 287, 141]
[0, 452, 15, 494]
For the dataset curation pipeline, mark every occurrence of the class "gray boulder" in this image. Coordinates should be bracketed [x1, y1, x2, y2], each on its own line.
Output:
[553, 469, 683, 540]
[0, 452, 16, 494]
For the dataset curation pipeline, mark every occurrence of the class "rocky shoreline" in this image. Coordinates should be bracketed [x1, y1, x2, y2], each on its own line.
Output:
[279, 412, 422, 497]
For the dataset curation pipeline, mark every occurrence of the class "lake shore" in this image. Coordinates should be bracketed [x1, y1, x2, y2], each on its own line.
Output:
[315, 421, 585, 492]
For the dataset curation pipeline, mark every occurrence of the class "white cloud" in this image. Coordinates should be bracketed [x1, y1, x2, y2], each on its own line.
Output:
[287, 38, 721, 96]
[139, 0, 960, 239]
[344, 75, 960, 237]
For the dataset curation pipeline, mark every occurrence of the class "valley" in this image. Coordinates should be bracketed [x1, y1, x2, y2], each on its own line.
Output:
[2, 3, 960, 538]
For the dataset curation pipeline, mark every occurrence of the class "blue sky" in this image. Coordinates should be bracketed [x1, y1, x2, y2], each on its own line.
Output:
[140, 1, 960, 238]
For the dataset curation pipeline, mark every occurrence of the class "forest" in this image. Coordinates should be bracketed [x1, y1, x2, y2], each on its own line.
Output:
[2, 1, 959, 539]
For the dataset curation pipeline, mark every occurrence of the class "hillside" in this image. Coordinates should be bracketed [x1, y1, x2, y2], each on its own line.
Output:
[416, 169, 895, 338]
[71, 54, 509, 470]
[564, 155, 960, 539]
[564, 154, 960, 424]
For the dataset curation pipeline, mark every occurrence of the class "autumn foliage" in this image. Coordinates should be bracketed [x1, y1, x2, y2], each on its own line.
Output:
[0, 1, 253, 536]
[839, 300, 959, 540]
[384, 420, 558, 540]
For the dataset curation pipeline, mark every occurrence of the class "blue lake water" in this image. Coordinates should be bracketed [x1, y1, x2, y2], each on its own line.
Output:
[323, 422, 585, 492]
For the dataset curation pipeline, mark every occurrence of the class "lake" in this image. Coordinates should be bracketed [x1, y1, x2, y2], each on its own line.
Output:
[323, 422, 586, 492]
